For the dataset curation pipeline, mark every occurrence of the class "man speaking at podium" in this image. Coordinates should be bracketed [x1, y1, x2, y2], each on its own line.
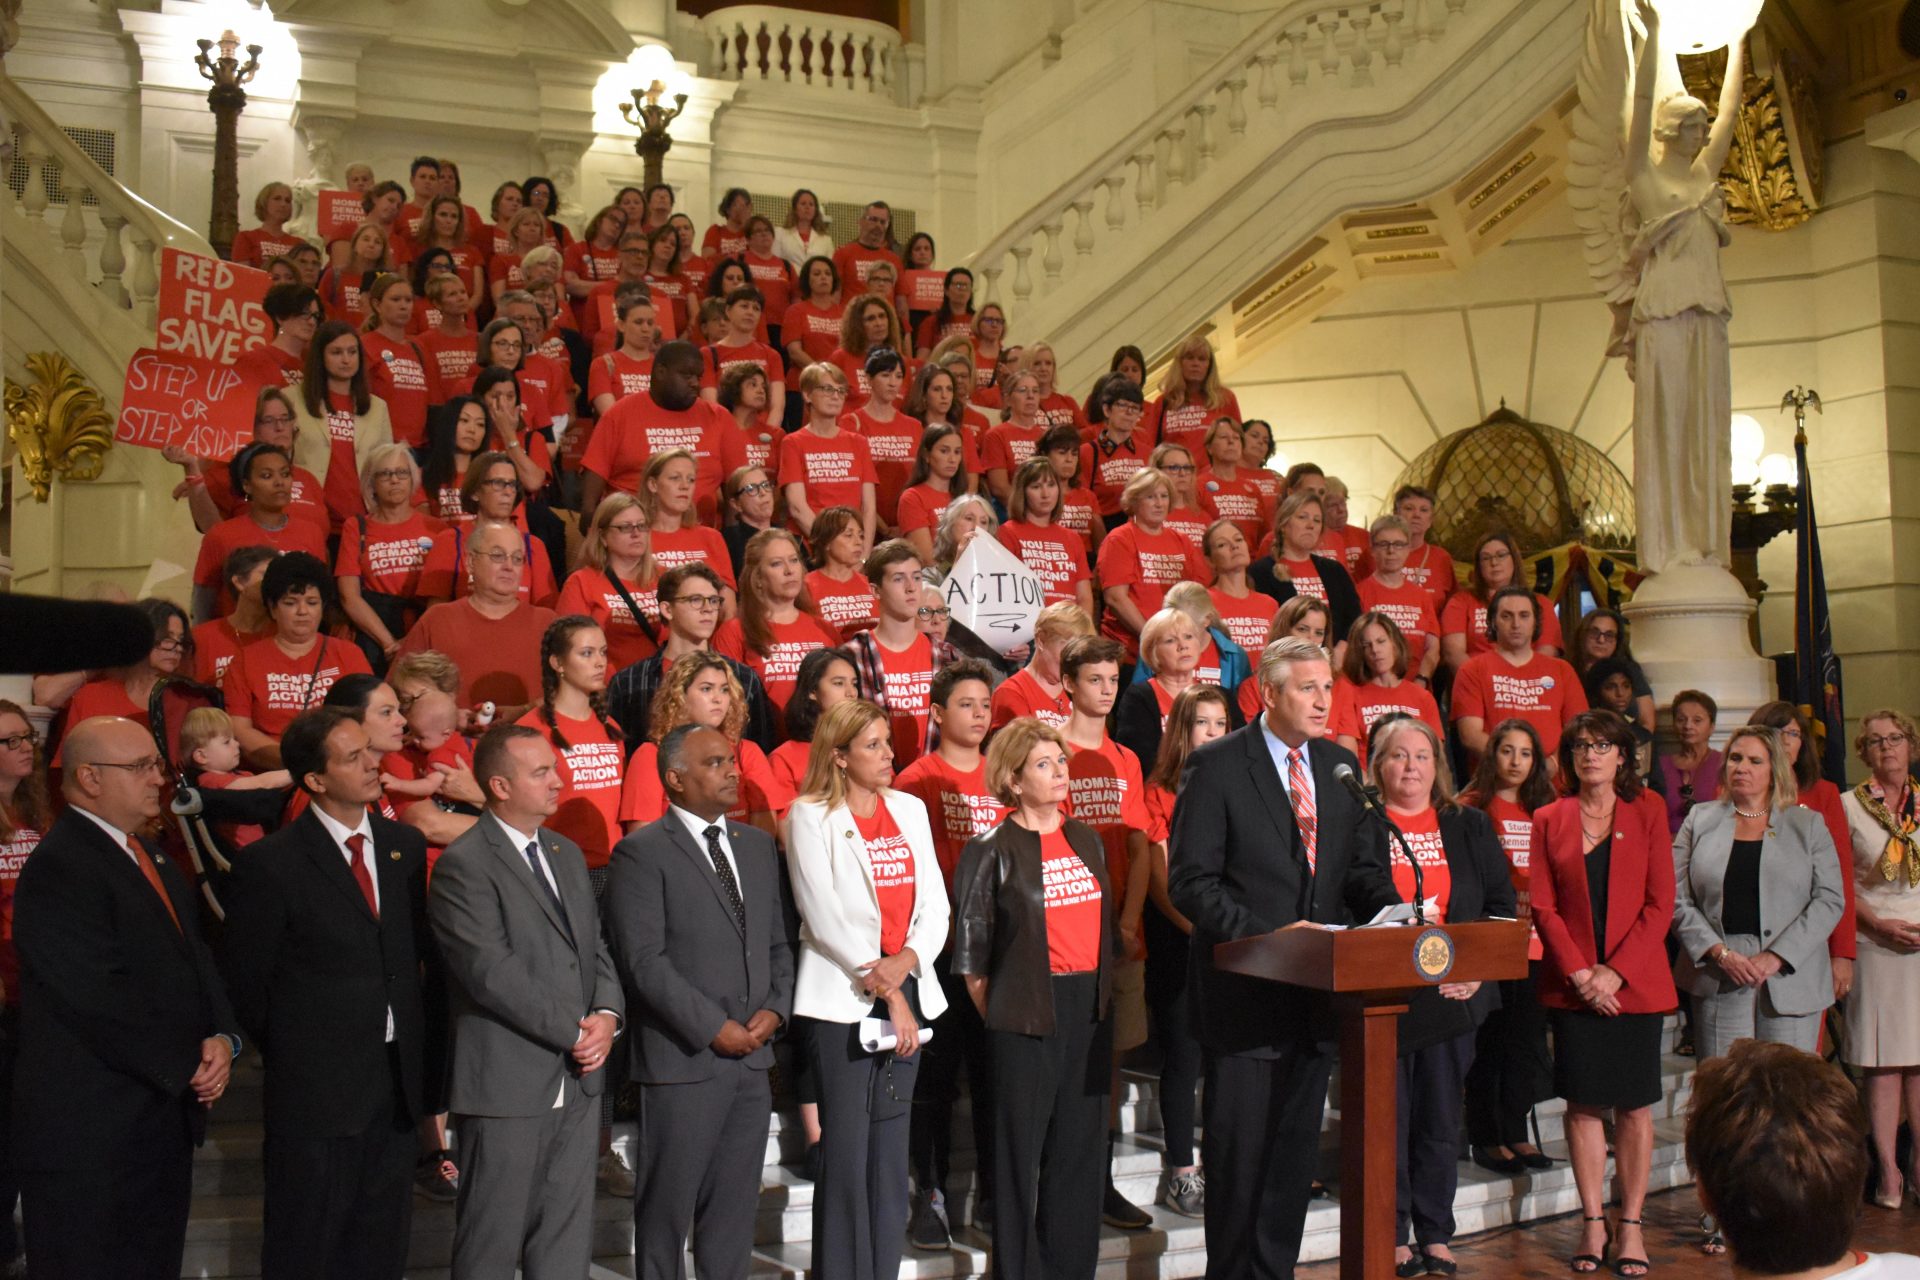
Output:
[1168, 636, 1400, 1280]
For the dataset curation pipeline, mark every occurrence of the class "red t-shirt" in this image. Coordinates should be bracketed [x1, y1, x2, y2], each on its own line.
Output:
[233, 342, 304, 391]
[1036, 393, 1083, 434]
[1040, 825, 1103, 974]
[222, 635, 372, 738]
[778, 428, 876, 519]
[361, 332, 442, 449]
[1166, 505, 1210, 553]
[515, 709, 627, 869]
[203, 461, 328, 533]
[768, 738, 810, 798]
[827, 349, 874, 409]
[991, 668, 1071, 731]
[1057, 488, 1100, 557]
[644, 271, 695, 336]
[0, 816, 44, 1004]
[1279, 556, 1326, 603]
[1357, 576, 1441, 665]
[193, 515, 330, 610]
[701, 340, 785, 397]
[1485, 794, 1543, 959]
[54, 679, 148, 763]
[649, 525, 737, 587]
[555, 567, 660, 673]
[320, 391, 369, 528]
[980, 423, 1044, 477]
[1198, 468, 1270, 549]
[1317, 525, 1373, 579]
[875, 633, 935, 769]
[564, 240, 620, 288]
[1081, 436, 1150, 518]
[416, 327, 480, 389]
[1095, 522, 1210, 657]
[806, 570, 878, 641]
[779, 301, 846, 389]
[230, 228, 304, 268]
[1329, 677, 1444, 767]
[854, 801, 917, 956]
[588, 350, 653, 405]
[1440, 592, 1566, 658]
[395, 600, 557, 708]
[915, 312, 974, 352]
[895, 484, 952, 541]
[733, 419, 787, 479]
[744, 251, 793, 320]
[833, 243, 903, 289]
[998, 522, 1089, 606]
[1402, 543, 1457, 610]
[419, 524, 558, 607]
[1209, 587, 1277, 657]
[1387, 806, 1452, 921]
[894, 753, 1007, 889]
[582, 396, 747, 522]
[703, 225, 750, 261]
[336, 511, 441, 598]
[1147, 390, 1240, 455]
[846, 408, 921, 527]
[711, 613, 840, 714]
[1450, 651, 1588, 756]
[192, 616, 270, 685]
[619, 739, 787, 827]
[1064, 736, 1149, 958]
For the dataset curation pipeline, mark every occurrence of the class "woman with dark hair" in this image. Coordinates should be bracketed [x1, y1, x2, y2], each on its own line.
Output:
[179, 386, 327, 535]
[781, 255, 845, 428]
[1659, 689, 1721, 835]
[358, 273, 440, 451]
[828, 295, 905, 412]
[486, 180, 524, 257]
[970, 304, 1008, 401]
[721, 465, 778, 579]
[769, 645, 860, 799]
[1569, 608, 1654, 730]
[1330, 611, 1442, 768]
[710, 528, 841, 717]
[1530, 708, 1675, 1278]
[743, 216, 794, 344]
[638, 182, 674, 236]
[519, 175, 573, 247]
[914, 267, 974, 358]
[1365, 714, 1515, 1277]
[774, 188, 833, 272]
[1249, 491, 1362, 661]
[295, 318, 393, 532]
[412, 195, 487, 302]
[1000, 456, 1094, 616]
[704, 187, 754, 262]
[1238, 419, 1282, 508]
[1750, 699, 1859, 1006]
[1108, 344, 1146, 386]
[1458, 718, 1559, 1176]
[846, 347, 919, 531]
[54, 599, 194, 756]
[404, 247, 456, 324]
[223, 552, 373, 767]
[1439, 531, 1565, 673]
[518, 616, 626, 880]
[897, 422, 967, 566]
[804, 507, 877, 642]
[418, 396, 488, 525]
[192, 442, 331, 622]
[466, 363, 552, 496]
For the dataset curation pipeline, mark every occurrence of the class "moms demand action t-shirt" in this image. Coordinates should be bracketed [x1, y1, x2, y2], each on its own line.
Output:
[855, 802, 917, 957]
[1450, 650, 1588, 756]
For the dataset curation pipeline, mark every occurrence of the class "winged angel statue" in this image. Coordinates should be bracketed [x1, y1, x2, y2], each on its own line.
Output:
[1566, 0, 1760, 574]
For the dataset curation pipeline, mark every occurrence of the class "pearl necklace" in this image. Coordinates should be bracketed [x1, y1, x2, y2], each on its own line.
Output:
[1734, 806, 1768, 820]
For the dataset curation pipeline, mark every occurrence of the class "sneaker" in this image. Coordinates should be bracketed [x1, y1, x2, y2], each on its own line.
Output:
[1163, 1169, 1205, 1218]
[1103, 1181, 1153, 1230]
[414, 1150, 459, 1203]
[597, 1148, 636, 1198]
[909, 1189, 952, 1251]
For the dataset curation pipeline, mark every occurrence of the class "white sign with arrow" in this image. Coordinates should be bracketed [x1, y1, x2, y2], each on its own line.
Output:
[940, 532, 1046, 655]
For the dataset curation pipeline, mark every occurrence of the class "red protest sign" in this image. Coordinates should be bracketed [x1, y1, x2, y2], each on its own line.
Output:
[117, 347, 259, 461]
[900, 269, 946, 311]
[315, 189, 366, 242]
[157, 248, 272, 365]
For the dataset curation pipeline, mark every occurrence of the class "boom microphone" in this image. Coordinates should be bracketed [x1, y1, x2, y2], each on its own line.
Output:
[1332, 762, 1373, 808]
[0, 594, 157, 675]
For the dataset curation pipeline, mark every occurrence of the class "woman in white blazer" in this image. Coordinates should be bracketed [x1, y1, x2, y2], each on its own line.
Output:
[772, 188, 834, 273]
[784, 697, 948, 1280]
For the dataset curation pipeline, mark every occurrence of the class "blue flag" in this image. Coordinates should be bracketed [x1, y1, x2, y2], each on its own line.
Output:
[1792, 431, 1846, 785]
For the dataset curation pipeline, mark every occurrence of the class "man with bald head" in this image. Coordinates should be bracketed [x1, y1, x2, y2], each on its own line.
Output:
[12, 715, 241, 1279]
[396, 519, 557, 718]
[579, 338, 747, 527]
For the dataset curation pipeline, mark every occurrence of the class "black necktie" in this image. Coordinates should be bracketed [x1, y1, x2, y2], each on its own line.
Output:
[705, 825, 746, 932]
[525, 840, 572, 939]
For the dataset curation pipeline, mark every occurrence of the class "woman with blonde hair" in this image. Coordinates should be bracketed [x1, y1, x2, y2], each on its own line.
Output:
[1232, 596, 1336, 722]
[1148, 441, 1211, 550]
[930, 493, 999, 580]
[711, 527, 840, 716]
[969, 304, 1008, 398]
[1017, 341, 1082, 433]
[1116, 603, 1246, 800]
[617, 650, 783, 837]
[1149, 331, 1240, 456]
[990, 602, 1095, 731]
[231, 180, 301, 268]
[641, 447, 738, 612]
[318, 220, 392, 328]
[980, 369, 1046, 506]
[785, 698, 948, 1280]
[1251, 490, 1362, 655]
[338, 442, 440, 669]
[1094, 466, 1208, 668]
[556, 492, 662, 673]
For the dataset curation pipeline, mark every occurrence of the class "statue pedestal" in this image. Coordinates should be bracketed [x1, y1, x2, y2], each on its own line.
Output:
[1621, 563, 1778, 741]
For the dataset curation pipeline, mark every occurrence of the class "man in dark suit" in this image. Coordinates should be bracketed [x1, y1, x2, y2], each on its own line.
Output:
[12, 716, 242, 1279]
[1168, 637, 1400, 1280]
[429, 723, 624, 1277]
[606, 723, 795, 1280]
[222, 706, 436, 1280]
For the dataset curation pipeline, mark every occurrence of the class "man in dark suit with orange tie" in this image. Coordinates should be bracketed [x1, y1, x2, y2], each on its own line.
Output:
[222, 707, 437, 1280]
[1169, 637, 1400, 1280]
[12, 715, 242, 1280]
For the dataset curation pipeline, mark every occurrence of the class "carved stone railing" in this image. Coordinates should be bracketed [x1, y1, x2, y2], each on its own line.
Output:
[1, 72, 212, 329]
[965, 0, 1485, 310]
[698, 4, 908, 103]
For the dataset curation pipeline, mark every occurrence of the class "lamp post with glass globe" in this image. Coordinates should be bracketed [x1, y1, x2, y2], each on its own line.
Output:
[195, 28, 261, 261]
[621, 45, 688, 191]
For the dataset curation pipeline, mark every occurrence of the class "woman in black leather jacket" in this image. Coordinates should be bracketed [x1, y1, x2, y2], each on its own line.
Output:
[953, 715, 1117, 1280]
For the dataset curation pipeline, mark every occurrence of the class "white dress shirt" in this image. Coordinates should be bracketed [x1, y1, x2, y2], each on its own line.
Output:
[671, 804, 742, 892]
[492, 813, 560, 901]
[312, 804, 392, 1042]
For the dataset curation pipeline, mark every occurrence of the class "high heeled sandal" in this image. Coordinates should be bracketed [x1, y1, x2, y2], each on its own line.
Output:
[1611, 1217, 1651, 1277]
[1569, 1215, 1608, 1275]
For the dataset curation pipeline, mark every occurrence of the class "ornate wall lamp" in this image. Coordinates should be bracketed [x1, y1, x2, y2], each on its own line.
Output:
[194, 28, 261, 260]
[621, 44, 688, 191]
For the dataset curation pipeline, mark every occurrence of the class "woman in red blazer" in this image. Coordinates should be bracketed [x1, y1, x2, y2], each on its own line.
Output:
[1530, 709, 1676, 1280]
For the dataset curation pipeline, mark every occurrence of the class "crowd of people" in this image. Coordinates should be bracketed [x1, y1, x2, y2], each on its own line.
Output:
[1, 158, 1917, 1280]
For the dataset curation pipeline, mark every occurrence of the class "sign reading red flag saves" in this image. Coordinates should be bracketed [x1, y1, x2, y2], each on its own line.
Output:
[156, 248, 271, 364]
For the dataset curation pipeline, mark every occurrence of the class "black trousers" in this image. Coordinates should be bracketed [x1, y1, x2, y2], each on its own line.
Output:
[0, 1005, 18, 1261]
[988, 972, 1110, 1280]
[21, 1143, 192, 1280]
[1144, 905, 1203, 1168]
[1396, 1031, 1476, 1248]
[1203, 1044, 1333, 1280]
[809, 997, 919, 1280]
[910, 953, 993, 1203]
[261, 1051, 418, 1280]
[1464, 961, 1552, 1148]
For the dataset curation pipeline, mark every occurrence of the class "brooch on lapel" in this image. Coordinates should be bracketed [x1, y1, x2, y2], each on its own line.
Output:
[389, 851, 402, 861]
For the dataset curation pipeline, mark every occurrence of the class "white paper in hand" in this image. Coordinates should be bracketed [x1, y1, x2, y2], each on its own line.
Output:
[858, 1017, 935, 1054]
[939, 532, 1045, 655]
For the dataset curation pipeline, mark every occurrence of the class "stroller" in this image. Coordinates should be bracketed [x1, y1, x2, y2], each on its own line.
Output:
[147, 675, 294, 920]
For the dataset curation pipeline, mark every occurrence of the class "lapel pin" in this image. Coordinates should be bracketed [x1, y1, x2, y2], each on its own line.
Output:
[844, 830, 855, 839]
[389, 851, 401, 861]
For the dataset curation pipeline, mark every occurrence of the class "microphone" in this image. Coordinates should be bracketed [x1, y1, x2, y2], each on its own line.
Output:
[0, 595, 157, 675]
[1333, 762, 1425, 925]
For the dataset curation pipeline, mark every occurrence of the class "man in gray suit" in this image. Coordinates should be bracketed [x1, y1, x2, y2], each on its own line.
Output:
[607, 723, 795, 1280]
[429, 723, 624, 1279]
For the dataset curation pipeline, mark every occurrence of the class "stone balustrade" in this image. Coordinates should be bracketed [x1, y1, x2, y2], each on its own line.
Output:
[698, 4, 907, 104]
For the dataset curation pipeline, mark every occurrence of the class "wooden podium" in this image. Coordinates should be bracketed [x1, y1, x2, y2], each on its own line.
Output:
[1215, 920, 1529, 1280]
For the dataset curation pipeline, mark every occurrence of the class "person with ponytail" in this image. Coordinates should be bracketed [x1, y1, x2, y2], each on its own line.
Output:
[517, 616, 627, 884]
[556, 493, 662, 674]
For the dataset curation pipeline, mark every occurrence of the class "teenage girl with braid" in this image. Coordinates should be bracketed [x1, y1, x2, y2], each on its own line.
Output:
[513, 615, 636, 1194]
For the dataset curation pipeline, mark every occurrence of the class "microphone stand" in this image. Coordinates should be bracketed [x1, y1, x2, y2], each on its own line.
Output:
[1345, 778, 1427, 927]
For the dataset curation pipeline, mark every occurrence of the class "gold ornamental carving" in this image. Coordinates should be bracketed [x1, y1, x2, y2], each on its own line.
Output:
[1680, 44, 1824, 232]
[4, 352, 115, 501]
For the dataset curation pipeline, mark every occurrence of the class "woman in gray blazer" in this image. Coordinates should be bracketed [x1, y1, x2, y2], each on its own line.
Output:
[1672, 724, 1847, 1058]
